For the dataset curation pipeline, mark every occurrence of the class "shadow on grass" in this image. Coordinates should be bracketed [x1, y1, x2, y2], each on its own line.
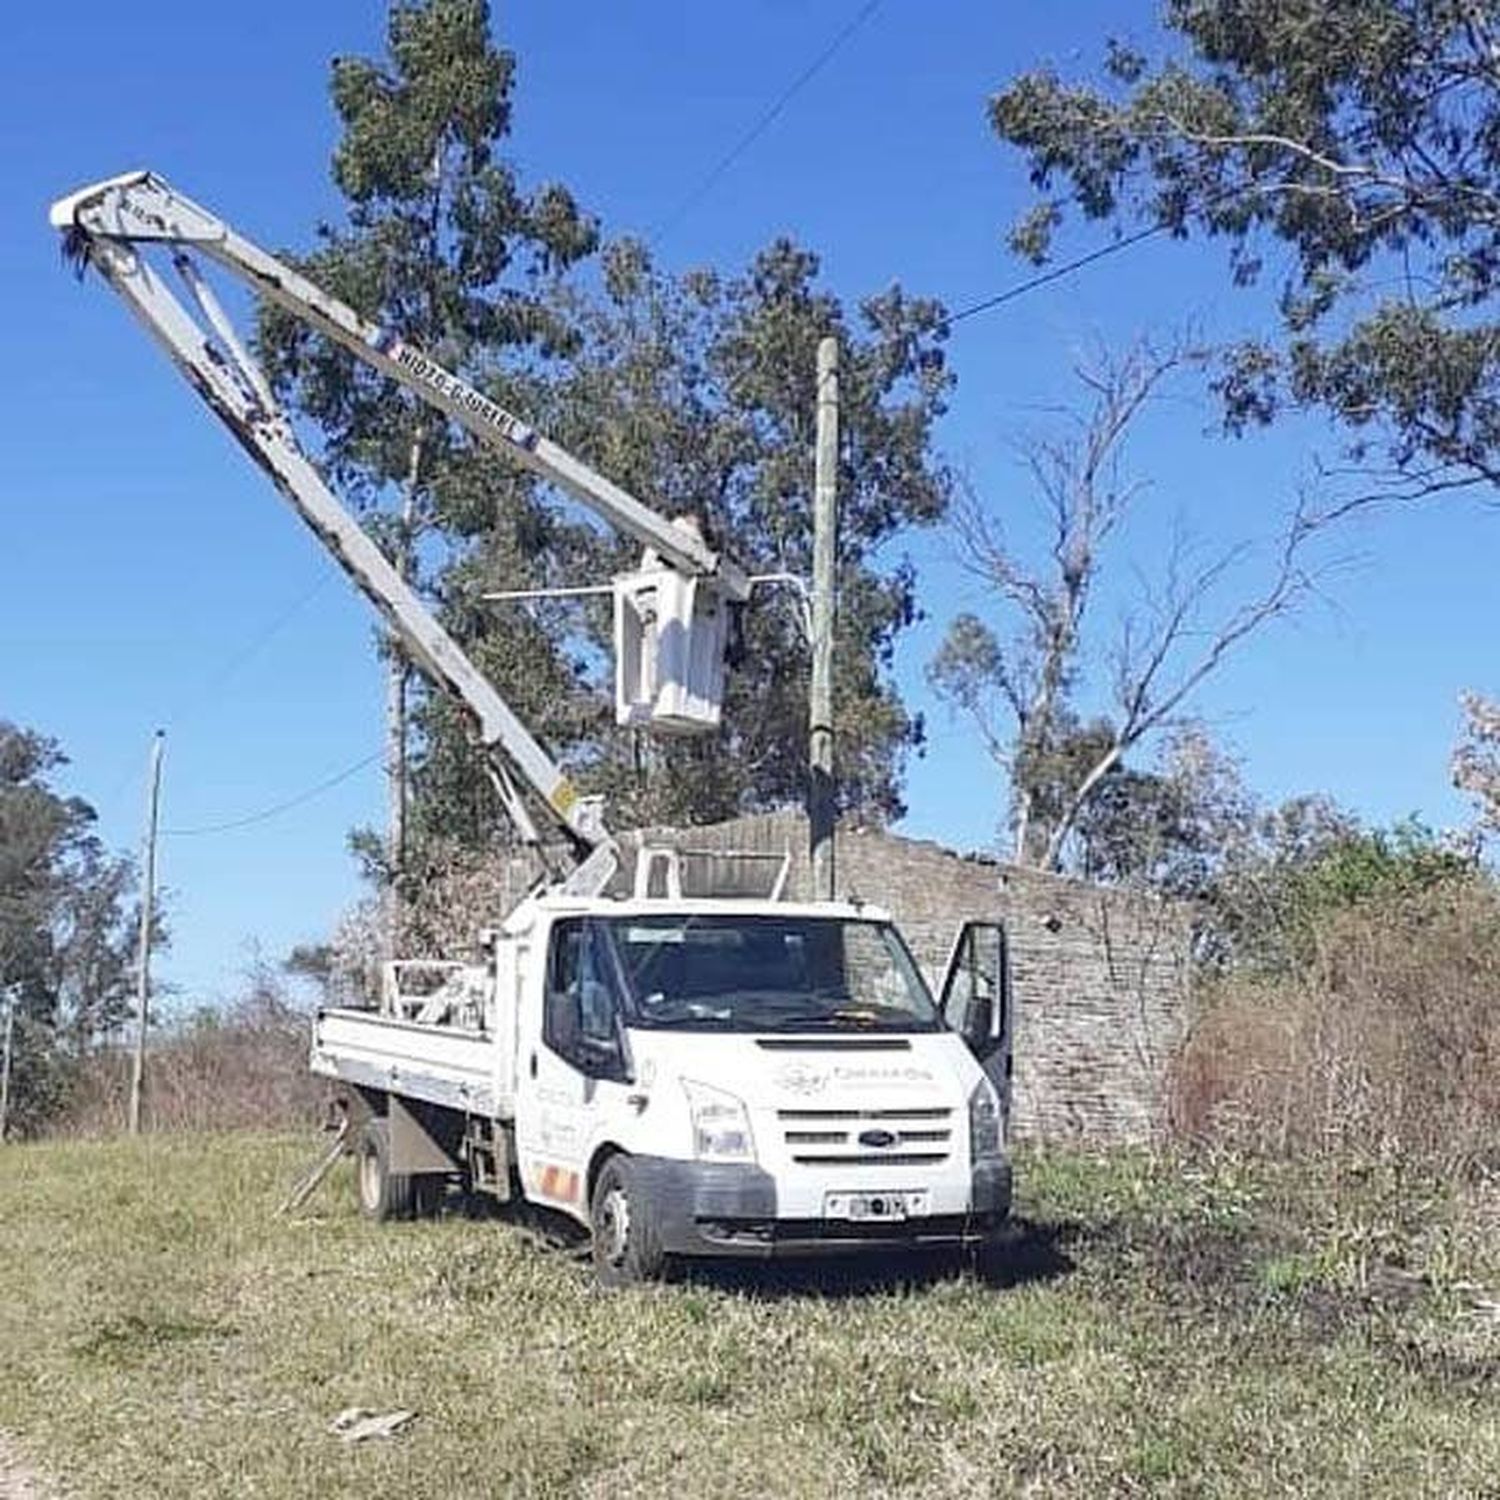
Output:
[452, 1192, 1077, 1296]
[674, 1216, 1079, 1300]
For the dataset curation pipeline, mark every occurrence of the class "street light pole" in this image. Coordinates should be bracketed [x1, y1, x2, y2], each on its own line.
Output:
[128, 731, 164, 1136]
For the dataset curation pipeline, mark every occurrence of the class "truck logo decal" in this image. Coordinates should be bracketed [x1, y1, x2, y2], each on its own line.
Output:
[775, 1061, 827, 1096]
[831, 1064, 933, 1088]
[857, 1128, 897, 1148]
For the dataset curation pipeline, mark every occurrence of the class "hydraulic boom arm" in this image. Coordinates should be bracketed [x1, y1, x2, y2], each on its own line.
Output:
[51, 170, 745, 886]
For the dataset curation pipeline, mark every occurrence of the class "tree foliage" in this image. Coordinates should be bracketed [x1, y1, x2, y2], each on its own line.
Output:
[0, 722, 144, 1135]
[1210, 810, 1473, 973]
[261, 0, 952, 877]
[258, 0, 596, 498]
[415, 237, 954, 840]
[1094, 727, 1474, 974]
[992, 1, 1500, 505]
[1452, 689, 1500, 836]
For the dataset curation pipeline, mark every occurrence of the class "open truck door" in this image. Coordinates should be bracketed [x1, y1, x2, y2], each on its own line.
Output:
[938, 922, 1013, 1129]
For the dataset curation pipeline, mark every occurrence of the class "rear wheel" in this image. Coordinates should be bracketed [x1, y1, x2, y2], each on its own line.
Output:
[356, 1118, 416, 1221]
[590, 1155, 670, 1286]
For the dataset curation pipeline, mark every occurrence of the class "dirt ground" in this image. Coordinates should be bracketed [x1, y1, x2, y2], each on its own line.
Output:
[0, 1434, 53, 1499]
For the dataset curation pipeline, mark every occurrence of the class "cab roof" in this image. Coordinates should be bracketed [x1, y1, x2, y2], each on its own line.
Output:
[506, 894, 893, 927]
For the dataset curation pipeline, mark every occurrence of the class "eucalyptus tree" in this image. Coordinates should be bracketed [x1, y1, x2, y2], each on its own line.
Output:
[257, 0, 597, 908]
[991, 1, 1500, 509]
[414, 236, 955, 839]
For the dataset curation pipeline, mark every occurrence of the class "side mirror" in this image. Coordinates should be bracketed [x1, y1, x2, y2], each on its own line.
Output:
[578, 1031, 626, 1077]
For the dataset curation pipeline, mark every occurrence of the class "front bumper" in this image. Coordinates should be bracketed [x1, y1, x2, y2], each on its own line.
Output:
[629, 1156, 1012, 1259]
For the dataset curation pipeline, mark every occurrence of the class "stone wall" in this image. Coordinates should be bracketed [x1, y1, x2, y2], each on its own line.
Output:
[625, 811, 1190, 1144]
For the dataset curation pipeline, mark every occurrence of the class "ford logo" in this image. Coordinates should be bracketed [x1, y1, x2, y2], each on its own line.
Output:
[857, 1128, 897, 1148]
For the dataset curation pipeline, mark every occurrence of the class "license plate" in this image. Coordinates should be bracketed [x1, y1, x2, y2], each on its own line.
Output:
[823, 1190, 928, 1222]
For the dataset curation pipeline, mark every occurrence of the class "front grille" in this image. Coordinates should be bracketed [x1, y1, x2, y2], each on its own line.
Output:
[776, 1107, 955, 1166]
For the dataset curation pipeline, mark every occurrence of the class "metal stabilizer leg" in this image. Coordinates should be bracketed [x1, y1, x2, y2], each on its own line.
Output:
[277, 1112, 352, 1217]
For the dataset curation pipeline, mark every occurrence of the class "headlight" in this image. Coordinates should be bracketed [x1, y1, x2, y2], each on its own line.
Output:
[968, 1078, 1003, 1162]
[682, 1080, 756, 1163]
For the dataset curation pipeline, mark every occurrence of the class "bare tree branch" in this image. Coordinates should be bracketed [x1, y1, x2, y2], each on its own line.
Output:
[933, 330, 1345, 875]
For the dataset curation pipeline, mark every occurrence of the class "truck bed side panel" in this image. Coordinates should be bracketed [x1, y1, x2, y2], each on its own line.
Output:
[311, 1008, 508, 1119]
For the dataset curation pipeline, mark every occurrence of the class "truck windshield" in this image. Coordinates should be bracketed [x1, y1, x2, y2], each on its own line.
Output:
[605, 915, 940, 1032]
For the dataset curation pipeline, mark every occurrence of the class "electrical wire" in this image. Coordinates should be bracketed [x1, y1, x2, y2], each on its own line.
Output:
[945, 220, 1173, 326]
[943, 149, 1379, 327]
[653, 0, 885, 239]
[168, 574, 333, 730]
[161, 750, 381, 837]
[97, 574, 335, 819]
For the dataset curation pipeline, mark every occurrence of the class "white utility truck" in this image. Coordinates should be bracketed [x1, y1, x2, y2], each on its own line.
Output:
[53, 172, 1014, 1283]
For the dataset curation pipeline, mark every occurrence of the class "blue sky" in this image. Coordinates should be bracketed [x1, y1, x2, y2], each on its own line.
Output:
[5, 2, 1497, 1005]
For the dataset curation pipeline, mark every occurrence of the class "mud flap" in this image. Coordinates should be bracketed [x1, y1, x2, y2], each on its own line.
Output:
[387, 1095, 459, 1175]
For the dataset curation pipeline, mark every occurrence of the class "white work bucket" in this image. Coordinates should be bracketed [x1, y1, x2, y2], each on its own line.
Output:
[613, 567, 729, 734]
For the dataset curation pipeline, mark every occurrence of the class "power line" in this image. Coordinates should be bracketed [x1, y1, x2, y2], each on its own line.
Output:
[654, 0, 885, 239]
[162, 751, 381, 838]
[944, 147, 1395, 327]
[97, 574, 334, 819]
[168, 574, 332, 730]
[946, 220, 1171, 327]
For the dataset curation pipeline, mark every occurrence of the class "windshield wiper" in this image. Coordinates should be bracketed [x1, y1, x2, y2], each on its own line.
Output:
[760, 1013, 917, 1033]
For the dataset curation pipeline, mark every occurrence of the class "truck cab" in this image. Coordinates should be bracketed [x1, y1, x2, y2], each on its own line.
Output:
[503, 895, 1012, 1281]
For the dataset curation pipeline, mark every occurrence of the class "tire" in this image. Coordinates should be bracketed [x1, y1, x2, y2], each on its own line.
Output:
[589, 1155, 670, 1287]
[356, 1118, 416, 1222]
[412, 1172, 446, 1218]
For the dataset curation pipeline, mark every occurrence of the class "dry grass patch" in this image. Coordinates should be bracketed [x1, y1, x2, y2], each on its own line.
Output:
[1173, 884, 1500, 1175]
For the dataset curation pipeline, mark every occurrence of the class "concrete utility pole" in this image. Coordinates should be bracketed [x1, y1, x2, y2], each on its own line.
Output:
[128, 730, 164, 1136]
[809, 336, 839, 900]
[0, 987, 15, 1142]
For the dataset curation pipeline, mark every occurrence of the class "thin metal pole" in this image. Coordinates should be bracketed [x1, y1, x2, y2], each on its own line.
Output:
[481, 583, 615, 602]
[809, 336, 839, 900]
[128, 731, 165, 1136]
[385, 423, 425, 962]
[0, 989, 14, 1142]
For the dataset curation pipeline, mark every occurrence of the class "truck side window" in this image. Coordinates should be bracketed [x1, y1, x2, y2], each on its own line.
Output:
[578, 943, 615, 1044]
[544, 919, 625, 1078]
[545, 919, 585, 1058]
[548, 919, 584, 998]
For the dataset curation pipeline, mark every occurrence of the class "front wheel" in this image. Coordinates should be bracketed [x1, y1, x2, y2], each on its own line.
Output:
[589, 1155, 670, 1287]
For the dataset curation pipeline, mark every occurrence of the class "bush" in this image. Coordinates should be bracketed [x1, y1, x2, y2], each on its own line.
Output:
[54, 986, 324, 1137]
[1171, 882, 1500, 1174]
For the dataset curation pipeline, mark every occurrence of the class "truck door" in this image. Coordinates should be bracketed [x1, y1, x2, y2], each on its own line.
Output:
[938, 922, 1013, 1124]
[514, 917, 632, 1217]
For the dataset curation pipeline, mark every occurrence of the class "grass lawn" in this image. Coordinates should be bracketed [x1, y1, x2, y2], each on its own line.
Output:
[1, 1133, 1497, 1497]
